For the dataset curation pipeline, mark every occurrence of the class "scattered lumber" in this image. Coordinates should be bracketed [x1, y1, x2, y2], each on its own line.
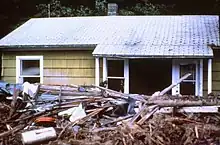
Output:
[0, 78, 220, 145]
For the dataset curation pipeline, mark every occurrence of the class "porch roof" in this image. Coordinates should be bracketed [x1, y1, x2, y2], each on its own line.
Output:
[93, 45, 213, 58]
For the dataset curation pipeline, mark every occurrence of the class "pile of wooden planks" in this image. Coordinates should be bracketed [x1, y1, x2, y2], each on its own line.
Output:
[0, 73, 220, 145]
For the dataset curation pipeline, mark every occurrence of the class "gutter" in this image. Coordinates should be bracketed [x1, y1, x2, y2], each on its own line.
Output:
[0, 44, 97, 51]
[92, 54, 214, 59]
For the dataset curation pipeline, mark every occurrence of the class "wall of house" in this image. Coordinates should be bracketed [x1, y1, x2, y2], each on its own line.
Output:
[203, 50, 220, 95]
[1, 50, 102, 85]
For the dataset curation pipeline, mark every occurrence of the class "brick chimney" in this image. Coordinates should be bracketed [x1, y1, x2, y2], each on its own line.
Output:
[107, 3, 118, 16]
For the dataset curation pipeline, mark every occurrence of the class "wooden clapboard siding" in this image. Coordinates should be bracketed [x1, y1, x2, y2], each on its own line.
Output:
[211, 51, 220, 93]
[1, 50, 97, 85]
[43, 77, 95, 85]
[203, 50, 220, 94]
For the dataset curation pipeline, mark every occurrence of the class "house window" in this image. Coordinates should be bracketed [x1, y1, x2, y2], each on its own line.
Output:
[172, 59, 203, 96]
[180, 64, 196, 95]
[16, 56, 43, 84]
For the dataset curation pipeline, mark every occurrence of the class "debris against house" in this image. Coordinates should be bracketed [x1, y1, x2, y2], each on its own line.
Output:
[0, 75, 220, 145]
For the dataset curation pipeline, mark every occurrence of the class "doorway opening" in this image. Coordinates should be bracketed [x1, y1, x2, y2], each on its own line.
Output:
[130, 59, 172, 95]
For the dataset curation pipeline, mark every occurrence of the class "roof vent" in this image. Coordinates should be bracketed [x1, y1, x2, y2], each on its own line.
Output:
[108, 3, 118, 16]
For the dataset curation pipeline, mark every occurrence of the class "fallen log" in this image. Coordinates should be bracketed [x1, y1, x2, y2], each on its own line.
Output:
[159, 73, 191, 96]
[145, 99, 220, 107]
[39, 84, 78, 92]
[94, 85, 147, 102]
[44, 91, 102, 97]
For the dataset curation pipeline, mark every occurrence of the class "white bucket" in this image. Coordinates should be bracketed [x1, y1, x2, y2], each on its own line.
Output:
[21, 127, 57, 145]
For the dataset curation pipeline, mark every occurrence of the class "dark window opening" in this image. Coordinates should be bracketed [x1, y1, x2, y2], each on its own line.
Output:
[21, 60, 40, 75]
[23, 77, 40, 84]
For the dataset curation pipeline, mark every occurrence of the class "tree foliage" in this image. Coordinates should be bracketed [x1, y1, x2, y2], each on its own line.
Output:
[36, 0, 108, 17]
[36, 0, 163, 17]
[119, 3, 161, 15]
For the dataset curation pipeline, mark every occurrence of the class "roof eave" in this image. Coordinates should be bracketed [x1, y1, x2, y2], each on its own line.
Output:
[93, 54, 214, 59]
[0, 44, 97, 51]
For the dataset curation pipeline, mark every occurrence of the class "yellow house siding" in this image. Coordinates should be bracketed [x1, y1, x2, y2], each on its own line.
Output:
[1, 50, 97, 85]
[203, 51, 220, 94]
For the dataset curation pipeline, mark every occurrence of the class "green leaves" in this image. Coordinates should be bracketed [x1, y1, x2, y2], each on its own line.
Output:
[36, 0, 163, 17]
[36, 0, 108, 17]
[119, 3, 161, 15]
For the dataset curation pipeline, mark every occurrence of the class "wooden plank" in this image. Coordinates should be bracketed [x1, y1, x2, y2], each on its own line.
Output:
[158, 106, 220, 113]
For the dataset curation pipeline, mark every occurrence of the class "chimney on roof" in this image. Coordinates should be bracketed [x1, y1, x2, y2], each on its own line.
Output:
[107, 3, 118, 16]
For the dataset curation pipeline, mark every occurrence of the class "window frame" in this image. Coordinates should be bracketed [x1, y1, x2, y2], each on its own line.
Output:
[172, 59, 203, 96]
[16, 56, 43, 84]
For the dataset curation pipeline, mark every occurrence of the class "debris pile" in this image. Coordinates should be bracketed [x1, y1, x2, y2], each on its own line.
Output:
[0, 74, 220, 145]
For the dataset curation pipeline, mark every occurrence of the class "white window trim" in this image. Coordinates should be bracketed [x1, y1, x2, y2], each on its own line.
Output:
[16, 56, 43, 84]
[172, 59, 203, 96]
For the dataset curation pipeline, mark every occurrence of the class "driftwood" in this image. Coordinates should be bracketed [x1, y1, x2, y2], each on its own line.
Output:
[0, 124, 25, 138]
[159, 73, 191, 96]
[137, 106, 159, 125]
[145, 100, 220, 107]
[102, 115, 134, 126]
[45, 91, 102, 97]
[90, 127, 118, 133]
[39, 84, 78, 92]
[95, 85, 147, 102]
[158, 106, 220, 113]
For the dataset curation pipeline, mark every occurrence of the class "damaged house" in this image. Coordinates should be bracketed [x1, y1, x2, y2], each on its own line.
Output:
[0, 15, 219, 96]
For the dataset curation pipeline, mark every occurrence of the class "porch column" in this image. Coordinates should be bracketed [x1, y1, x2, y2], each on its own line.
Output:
[124, 59, 129, 94]
[172, 59, 180, 95]
[195, 61, 199, 96]
[95, 57, 100, 86]
[199, 59, 203, 96]
[208, 59, 212, 94]
[103, 57, 108, 81]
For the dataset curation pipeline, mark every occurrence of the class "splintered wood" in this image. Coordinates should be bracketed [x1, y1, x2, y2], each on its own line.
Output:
[0, 74, 220, 145]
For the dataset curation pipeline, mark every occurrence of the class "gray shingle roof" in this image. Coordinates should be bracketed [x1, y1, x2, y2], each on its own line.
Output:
[0, 15, 219, 58]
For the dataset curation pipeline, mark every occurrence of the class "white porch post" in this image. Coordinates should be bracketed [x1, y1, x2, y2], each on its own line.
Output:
[95, 57, 100, 86]
[172, 59, 180, 95]
[208, 59, 212, 94]
[195, 61, 199, 96]
[199, 59, 203, 96]
[103, 57, 108, 81]
[124, 59, 129, 94]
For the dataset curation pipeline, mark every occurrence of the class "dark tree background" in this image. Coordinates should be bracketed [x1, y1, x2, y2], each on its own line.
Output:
[0, 0, 219, 38]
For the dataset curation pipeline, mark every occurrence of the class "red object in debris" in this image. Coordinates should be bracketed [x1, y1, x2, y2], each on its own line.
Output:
[34, 117, 56, 127]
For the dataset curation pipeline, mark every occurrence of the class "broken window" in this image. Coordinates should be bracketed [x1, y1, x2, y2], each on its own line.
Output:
[16, 56, 43, 84]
